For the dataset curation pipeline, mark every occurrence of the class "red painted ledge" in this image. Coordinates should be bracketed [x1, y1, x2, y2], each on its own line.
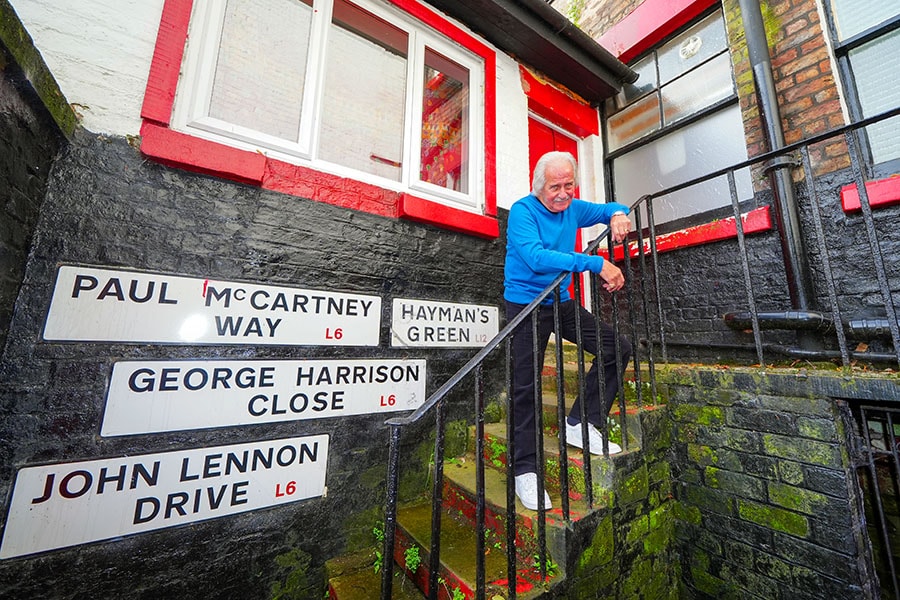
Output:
[598, 206, 772, 261]
[840, 176, 900, 212]
[599, 0, 717, 63]
[140, 122, 266, 185]
[399, 194, 499, 239]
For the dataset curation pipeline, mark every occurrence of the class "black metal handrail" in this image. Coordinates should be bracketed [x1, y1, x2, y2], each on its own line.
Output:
[380, 105, 900, 600]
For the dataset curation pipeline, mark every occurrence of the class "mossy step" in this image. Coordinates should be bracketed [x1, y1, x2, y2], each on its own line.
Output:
[395, 501, 555, 599]
[327, 550, 425, 600]
[472, 422, 623, 505]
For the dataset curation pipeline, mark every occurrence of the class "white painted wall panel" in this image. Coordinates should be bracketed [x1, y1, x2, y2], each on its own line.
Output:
[10, 0, 166, 135]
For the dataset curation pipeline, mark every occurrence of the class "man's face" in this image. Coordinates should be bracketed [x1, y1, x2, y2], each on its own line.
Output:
[537, 160, 575, 213]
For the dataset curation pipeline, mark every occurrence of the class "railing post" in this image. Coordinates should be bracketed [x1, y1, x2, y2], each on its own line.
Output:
[381, 425, 402, 600]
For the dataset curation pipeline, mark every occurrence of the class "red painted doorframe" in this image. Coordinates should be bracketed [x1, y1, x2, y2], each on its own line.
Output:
[527, 118, 585, 304]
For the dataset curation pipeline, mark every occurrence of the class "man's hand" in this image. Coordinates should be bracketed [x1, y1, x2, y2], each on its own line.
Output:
[610, 213, 631, 243]
[599, 260, 625, 292]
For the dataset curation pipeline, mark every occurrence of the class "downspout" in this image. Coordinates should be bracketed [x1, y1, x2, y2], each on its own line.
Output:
[737, 0, 821, 350]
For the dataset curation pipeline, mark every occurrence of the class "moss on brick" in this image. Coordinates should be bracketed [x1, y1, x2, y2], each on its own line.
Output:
[762, 434, 841, 467]
[617, 465, 649, 505]
[737, 500, 809, 537]
[767, 482, 829, 515]
[673, 404, 725, 425]
[576, 514, 615, 574]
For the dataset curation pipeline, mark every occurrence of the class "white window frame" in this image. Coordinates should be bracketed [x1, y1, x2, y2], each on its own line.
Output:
[171, 0, 486, 213]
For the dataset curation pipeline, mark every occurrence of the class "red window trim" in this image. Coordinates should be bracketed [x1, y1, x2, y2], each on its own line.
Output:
[140, 0, 498, 237]
[598, 206, 773, 261]
[598, 0, 717, 64]
[840, 176, 900, 213]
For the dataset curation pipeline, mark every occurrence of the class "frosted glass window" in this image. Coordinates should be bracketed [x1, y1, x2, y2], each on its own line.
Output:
[319, 0, 408, 180]
[848, 29, 900, 163]
[420, 48, 469, 193]
[613, 54, 657, 108]
[612, 104, 752, 225]
[607, 93, 661, 152]
[657, 12, 728, 85]
[661, 53, 735, 126]
[209, 0, 313, 140]
[829, 0, 898, 40]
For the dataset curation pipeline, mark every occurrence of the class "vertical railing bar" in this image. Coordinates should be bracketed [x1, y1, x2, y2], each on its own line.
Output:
[504, 337, 517, 600]
[726, 170, 765, 366]
[844, 130, 900, 369]
[589, 248, 612, 457]
[644, 197, 668, 363]
[620, 220, 642, 438]
[573, 274, 595, 510]
[861, 407, 900, 600]
[475, 365, 486, 600]
[531, 310, 548, 579]
[427, 400, 446, 600]
[885, 410, 900, 597]
[381, 426, 401, 600]
[798, 144, 850, 369]
[553, 287, 571, 521]
[607, 232, 627, 454]
[634, 207, 658, 409]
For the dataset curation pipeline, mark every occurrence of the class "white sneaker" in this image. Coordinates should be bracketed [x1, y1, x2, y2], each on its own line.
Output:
[514, 472, 552, 511]
[564, 421, 622, 455]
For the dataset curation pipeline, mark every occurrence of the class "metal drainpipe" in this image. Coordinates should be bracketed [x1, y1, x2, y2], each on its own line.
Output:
[738, 0, 821, 350]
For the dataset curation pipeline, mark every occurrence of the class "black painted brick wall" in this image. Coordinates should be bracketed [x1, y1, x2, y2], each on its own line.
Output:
[0, 130, 507, 599]
[0, 44, 63, 355]
[668, 367, 879, 599]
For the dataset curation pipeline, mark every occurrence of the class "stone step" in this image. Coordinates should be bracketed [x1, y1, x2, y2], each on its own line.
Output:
[394, 501, 555, 599]
[327, 549, 425, 600]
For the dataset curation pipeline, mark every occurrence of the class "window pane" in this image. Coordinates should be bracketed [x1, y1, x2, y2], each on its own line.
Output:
[848, 28, 900, 163]
[613, 54, 657, 109]
[613, 104, 752, 225]
[657, 11, 727, 85]
[607, 93, 661, 152]
[661, 53, 735, 125]
[209, 0, 312, 140]
[830, 0, 898, 40]
[319, 0, 408, 181]
[420, 48, 469, 193]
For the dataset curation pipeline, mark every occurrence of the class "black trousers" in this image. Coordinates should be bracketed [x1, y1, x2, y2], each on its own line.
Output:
[506, 299, 632, 476]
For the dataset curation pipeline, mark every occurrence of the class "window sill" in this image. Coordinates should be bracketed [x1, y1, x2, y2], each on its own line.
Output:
[840, 176, 900, 212]
[598, 206, 772, 260]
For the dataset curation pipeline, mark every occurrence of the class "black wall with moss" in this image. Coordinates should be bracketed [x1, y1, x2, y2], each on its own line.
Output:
[0, 41, 63, 354]
[0, 121, 508, 598]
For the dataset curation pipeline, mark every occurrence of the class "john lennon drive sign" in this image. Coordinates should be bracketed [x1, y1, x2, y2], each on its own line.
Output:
[0, 436, 328, 559]
[43, 265, 381, 346]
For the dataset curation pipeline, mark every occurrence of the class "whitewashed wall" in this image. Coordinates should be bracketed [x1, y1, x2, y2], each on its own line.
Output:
[10, 0, 166, 135]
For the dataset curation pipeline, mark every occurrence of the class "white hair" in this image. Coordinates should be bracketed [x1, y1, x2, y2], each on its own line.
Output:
[531, 151, 578, 196]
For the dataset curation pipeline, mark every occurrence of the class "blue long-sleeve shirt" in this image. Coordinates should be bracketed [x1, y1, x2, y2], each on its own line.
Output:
[503, 194, 629, 304]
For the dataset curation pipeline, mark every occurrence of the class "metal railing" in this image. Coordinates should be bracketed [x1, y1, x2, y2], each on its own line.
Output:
[379, 106, 900, 599]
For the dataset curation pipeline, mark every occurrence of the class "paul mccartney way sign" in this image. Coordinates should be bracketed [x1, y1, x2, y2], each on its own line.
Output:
[0, 436, 328, 559]
[43, 265, 381, 346]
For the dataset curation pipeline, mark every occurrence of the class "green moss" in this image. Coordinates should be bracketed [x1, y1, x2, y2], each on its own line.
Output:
[672, 404, 725, 426]
[674, 501, 703, 525]
[576, 514, 615, 574]
[270, 548, 312, 600]
[617, 465, 649, 506]
[0, 0, 77, 137]
[738, 500, 809, 537]
[762, 434, 841, 468]
[767, 482, 830, 515]
[625, 515, 649, 546]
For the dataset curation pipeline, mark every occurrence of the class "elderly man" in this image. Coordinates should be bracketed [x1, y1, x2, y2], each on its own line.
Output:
[504, 151, 633, 510]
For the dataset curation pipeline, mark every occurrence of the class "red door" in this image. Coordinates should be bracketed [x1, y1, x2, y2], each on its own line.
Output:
[528, 118, 584, 303]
